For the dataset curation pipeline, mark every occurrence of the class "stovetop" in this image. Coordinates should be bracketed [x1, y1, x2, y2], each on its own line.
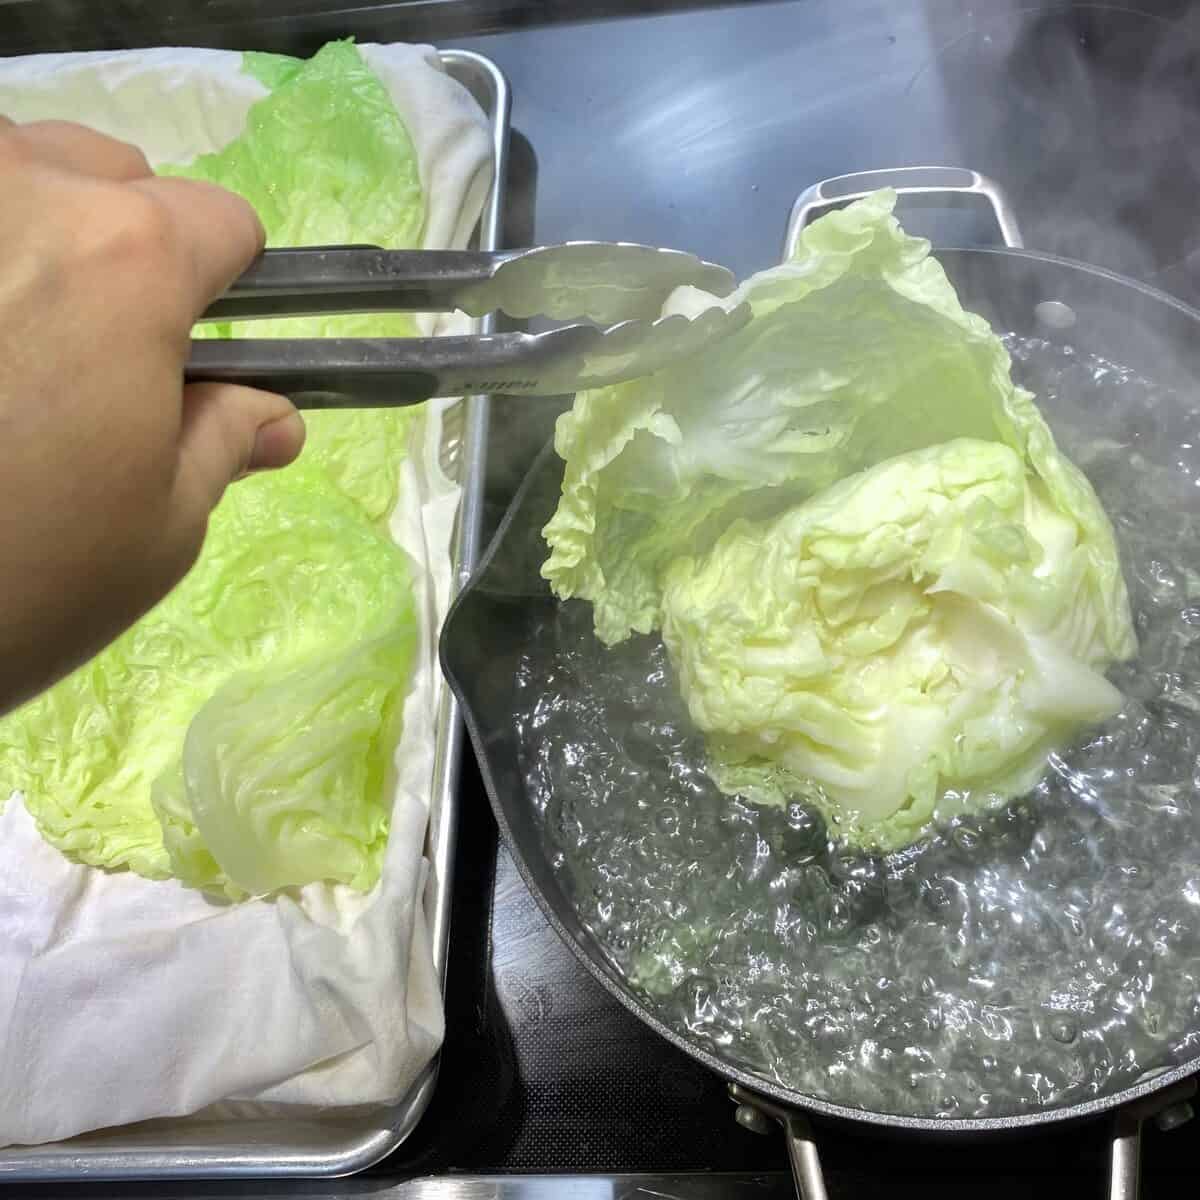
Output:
[5, 1, 1200, 1195]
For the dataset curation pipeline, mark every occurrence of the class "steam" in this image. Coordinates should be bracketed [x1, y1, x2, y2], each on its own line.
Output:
[922, 3, 1200, 301]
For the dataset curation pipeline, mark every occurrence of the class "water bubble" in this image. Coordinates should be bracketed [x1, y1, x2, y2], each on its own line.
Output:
[953, 826, 982, 853]
[1034, 300, 1077, 331]
[776, 801, 826, 861]
[1051, 1018, 1078, 1044]
[654, 805, 681, 837]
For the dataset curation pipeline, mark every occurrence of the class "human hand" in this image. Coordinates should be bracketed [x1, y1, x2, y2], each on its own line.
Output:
[0, 118, 305, 714]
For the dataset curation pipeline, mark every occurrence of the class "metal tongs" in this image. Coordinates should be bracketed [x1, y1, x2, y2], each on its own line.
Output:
[186, 243, 750, 408]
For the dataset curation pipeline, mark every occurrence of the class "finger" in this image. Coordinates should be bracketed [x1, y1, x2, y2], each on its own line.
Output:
[13, 120, 151, 180]
[133, 175, 266, 315]
[174, 382, 305, 513]
[238, 408, 309, 479]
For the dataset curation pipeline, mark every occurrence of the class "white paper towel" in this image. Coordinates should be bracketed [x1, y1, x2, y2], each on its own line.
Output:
[0, 44, 491, 1147]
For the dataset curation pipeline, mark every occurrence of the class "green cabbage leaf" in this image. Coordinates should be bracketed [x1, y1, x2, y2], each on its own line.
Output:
[0, 41, 426, 896]
[1, 461, 417, 898]
[542, 190, 1136, 847]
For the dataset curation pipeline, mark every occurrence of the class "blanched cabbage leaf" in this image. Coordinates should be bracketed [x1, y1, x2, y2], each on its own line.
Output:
[661, 439, 1127, 848]
[0, 41, 426, 896]
[151, 625, 413, 901]
[1, 462, 417, 894]
[543, 190, 1136, 847]
[166, 38, 425, 319]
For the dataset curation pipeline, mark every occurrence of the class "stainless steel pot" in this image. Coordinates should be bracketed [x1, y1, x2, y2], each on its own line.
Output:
[441, 169, 1200, 1200]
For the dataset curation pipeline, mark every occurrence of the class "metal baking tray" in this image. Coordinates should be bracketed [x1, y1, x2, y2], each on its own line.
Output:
[0, 46, 510, 1183]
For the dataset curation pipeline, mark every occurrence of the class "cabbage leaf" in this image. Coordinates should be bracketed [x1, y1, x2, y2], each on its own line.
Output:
[661, 439, 1127, 847]
[166, 39, 425, 306]
[0, 41, 426, 896]
[1, 461, 417, 896]
[542, 190, 1136, 847]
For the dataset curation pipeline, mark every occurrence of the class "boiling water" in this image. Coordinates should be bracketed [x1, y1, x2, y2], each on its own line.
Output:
[512, 335, 1200, 1119]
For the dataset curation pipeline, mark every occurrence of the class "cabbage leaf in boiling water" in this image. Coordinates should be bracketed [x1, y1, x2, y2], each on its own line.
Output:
[542, 190, 1136, 848]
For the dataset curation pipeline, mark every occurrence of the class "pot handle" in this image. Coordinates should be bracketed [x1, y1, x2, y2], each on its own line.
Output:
[1108, 1078, 1197, 1200]
[730, 1084, 828, 1200]
[733, 1076, 1198, 1200]
[784, 166, 1024, 258]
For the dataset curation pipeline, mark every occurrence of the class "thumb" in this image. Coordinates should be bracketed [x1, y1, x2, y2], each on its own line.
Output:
[175, 382, 306, 515]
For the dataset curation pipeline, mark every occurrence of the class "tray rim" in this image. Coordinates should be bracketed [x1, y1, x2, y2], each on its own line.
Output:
[0, 44, 511, 1183]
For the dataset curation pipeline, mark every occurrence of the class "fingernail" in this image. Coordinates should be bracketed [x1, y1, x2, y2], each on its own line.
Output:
[249, 409, 306, 473]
